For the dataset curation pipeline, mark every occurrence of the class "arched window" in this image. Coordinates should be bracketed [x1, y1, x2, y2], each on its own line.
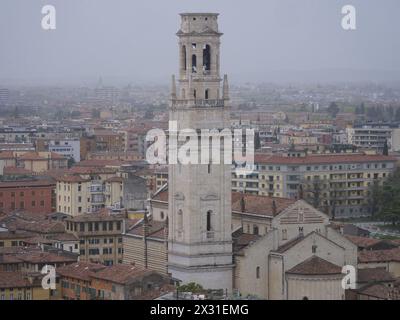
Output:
[193, 89, 197, 99]
[206, 210, 212, 231]
[192, 54, 197, 73]
[177, 209, 183, 230]
[205, 89, 209, 100]
[203, 45, 211, 71]
[256, 266, 260, 279]
[181, 45, 187, 71]
[160, 211, 165, 220]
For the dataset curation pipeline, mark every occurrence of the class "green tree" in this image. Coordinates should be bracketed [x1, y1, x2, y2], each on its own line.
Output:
[383, 139, 389, 156]
[327, 102, 340, 118]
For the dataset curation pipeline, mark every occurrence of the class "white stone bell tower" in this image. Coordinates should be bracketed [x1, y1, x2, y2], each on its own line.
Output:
[168, 13, 233, 291]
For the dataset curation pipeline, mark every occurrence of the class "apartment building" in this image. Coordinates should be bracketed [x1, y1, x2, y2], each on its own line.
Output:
[0, 178, 55, 214]
[256, 153, 397, 217]
[49, 139, 81, 162]
[347, 125, 400, 152]
[64, 213, 125, 266]
[56, 174, 123, 216]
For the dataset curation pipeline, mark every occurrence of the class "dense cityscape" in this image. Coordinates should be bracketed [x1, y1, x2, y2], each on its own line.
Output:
[1, 2, 400, 305]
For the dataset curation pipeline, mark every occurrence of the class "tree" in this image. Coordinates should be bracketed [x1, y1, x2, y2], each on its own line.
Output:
[383, 139, 389, 156]
[372, 168, 400, 224]
[177, 282, 204, 294]
[327, 102, 340, 118]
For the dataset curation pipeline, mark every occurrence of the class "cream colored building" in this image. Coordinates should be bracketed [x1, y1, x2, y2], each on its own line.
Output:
[56, 174, 123, 216]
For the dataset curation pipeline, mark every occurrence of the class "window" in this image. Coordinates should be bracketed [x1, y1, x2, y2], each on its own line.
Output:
[160, 211, 165, 220]
[177, 209, 183, 230]
[181, 45, 187, 70]
[203, 44, 211, 71]
[192, 54, 197, 73]
[282, 229, 287, 240]
[256, 266, 260, 279]
[253, 225, 259, 235]
[206, 210, 212, 232]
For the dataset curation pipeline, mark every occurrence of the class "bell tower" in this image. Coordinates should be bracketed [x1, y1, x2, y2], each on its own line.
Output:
[168, 13, 233, 291]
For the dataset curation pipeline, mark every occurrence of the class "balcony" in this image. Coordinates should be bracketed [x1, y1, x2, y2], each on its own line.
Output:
[172, 99, 225, 108]
[89, 184, 105, 193]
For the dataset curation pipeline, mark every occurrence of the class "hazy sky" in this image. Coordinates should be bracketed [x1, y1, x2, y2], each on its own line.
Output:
[1, 0, 400, 85]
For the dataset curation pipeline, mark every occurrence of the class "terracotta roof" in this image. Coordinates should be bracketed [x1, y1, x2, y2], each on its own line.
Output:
[357, 267, 395, 284]
[233, 232, 261, 254]
[0, 272, 31, 288]
[66, 213, 125, 223]
[232, 192, 296, 216]
[68, 166, 118, 175]
[152, 189, 296, 217]
[3, 167, 34, 175]
[358, 248, 400, 263]
[286, 256, 342, 275]
[255, 153, 397, 165]
[91, 265, 149, 285]
[48, 233, 79, 242]
[345, 235, 382, 249]
[0, 151, 15, 160]
[76, 160, 125, 167]
[152, 190, 168, 202]
[57, 262, 106, 282]
[18, 152, 47, 161]
[0, 179, 55, 188]
[127, 219, 166, 239]
[56, 175, 90, 183]
[105, 176, 124, 183]
[0, 230, 35, 240]
[275, 235, 305, 253]
[356, 283, 393, 300]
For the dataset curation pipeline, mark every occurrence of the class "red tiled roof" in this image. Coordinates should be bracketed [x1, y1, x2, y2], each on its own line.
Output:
[286, 256, 342, 275]
[255, 154, 397, 165]
[232, 192, 296, 216]
[345, 235, 382, 249]
[3, 167, 33, 175]
[0, 272, 31, 288]
[91, 265, 150, 285]
[56, 175, 90, 183]
[358, 248, 400, 263]
[357, 267, 395, 283]
[57, 262, 106, 282]
[0, 179, 55, 188]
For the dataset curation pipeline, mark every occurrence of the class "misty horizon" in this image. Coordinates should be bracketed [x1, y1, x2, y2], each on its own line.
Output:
[1, 0, 400, 86]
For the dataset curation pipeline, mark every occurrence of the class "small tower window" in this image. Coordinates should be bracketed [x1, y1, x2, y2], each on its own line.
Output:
[203, 45, 211, 71]
[177, 209, 183, 230]
[207, 163, 211, 174]
[181, 45, 187, 71]
[192, 54, 197, 73]
[206, 210, 212, 231]
[193, 89, 197, 99]
[256, 266, 260, 279]
[205, 89, 209, 100]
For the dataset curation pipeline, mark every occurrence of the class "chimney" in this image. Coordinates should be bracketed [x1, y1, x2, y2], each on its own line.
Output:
[272, 200, 277, 216]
